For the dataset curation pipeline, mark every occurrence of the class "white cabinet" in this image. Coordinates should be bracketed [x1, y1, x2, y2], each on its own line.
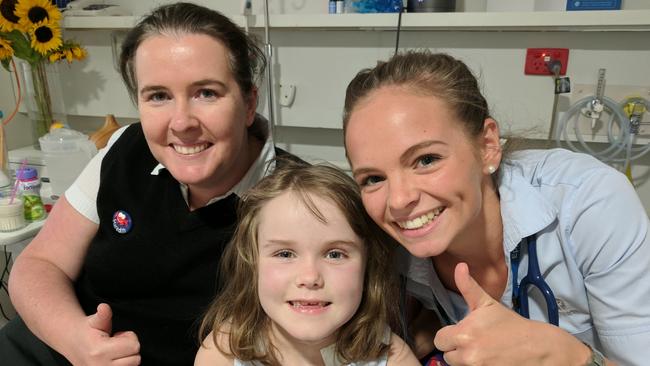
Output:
[63, 10, 650, 31]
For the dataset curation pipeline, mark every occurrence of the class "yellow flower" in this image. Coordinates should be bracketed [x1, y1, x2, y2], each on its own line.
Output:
[63, 47, 72, 62]
[0, 0, 23, 32]
[71, 46, 86, 60]
[15, 0, 60, 30]
[0, 37, 14, 60]
[28, 20, 61, 55]
[48, 50, 60, 62]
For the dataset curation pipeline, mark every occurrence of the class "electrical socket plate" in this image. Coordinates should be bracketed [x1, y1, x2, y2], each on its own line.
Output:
[561, 84, 650, 137]
[524, 48, 569, 75]
[279, 84, 296, 107]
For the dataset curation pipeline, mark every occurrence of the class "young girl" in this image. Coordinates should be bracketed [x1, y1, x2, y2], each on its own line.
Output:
[195, 161, 419, 366]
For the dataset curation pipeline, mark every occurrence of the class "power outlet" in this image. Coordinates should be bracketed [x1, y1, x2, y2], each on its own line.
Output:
[524, 48, 569, 75]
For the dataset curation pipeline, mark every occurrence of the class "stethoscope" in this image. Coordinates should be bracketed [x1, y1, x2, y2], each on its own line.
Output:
[510, 234, 559, 326]
[423, 234, 559, 366]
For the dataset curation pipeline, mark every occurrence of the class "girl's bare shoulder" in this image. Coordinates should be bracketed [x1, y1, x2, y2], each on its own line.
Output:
[194, 329, 235, 366]
[386, 332, 420, 366]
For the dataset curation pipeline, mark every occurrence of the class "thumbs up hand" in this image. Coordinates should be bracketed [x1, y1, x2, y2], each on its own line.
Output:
[433, 263, 588, 366]
[87, 302, 113, 334]
[66, 303, 141, 365]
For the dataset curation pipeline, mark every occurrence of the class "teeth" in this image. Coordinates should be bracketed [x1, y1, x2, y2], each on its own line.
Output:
[173, 143, 209, 155]
[291, 301, 329, 307]
[397, 207, 444, 229]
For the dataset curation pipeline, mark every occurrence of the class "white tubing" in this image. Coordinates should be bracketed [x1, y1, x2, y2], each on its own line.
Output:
[555, 95, 650, 165]
[556, 95, 629, 163]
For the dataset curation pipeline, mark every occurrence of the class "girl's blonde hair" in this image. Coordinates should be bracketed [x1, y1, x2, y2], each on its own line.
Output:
[199, 160, 399, 365]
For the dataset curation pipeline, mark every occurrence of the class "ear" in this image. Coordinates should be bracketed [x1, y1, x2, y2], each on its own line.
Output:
[245, 88, 259, 127]
[480, 118, 502, 174]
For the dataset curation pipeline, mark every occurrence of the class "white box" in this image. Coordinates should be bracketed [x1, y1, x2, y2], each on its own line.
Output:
[252, 0, 328, 14]
[487, 0, 565, 12]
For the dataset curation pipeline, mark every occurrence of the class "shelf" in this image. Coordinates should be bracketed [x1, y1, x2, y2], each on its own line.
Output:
[243, 10, 650, 31]
[62, 10, 650, 31]
[63, 15, 138, 29]
[62, 14, 248, 30]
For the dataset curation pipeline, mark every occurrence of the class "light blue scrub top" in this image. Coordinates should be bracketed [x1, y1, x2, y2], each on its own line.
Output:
[399, 148, 650, 365]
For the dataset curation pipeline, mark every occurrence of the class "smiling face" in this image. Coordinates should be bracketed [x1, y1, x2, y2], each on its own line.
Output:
[257, 191, 366, 348]
[345, 86, 501, 258]
[134, 33, 256, 197]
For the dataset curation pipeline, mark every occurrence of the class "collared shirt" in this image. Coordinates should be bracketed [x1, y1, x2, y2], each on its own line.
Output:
[398, 148, 650, 365]
[67, 122, 275, 224]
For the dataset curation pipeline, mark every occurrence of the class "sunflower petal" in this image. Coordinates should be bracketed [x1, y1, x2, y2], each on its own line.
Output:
[0, 36, 15, 60]
[15, 0, 61, 30]
[28, 19, 61, 55]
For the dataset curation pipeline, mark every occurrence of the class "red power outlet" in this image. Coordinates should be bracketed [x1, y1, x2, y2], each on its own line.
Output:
[524, 48, 569, 75]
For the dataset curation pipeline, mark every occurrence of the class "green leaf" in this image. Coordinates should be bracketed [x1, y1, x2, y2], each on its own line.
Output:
[2, 30, 42, 64]
[1, 58, 10, 72]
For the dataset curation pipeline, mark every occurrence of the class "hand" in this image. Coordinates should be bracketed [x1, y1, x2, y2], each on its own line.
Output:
[66, 303, 141, 366]
[433, 263, 590, 366]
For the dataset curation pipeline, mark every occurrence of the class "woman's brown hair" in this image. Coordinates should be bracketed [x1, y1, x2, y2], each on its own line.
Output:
[343, 50, 509, 183]
[343, 50, 491, 140]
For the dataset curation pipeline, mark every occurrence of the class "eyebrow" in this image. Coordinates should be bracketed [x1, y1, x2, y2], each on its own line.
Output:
[138, 78, 227, 96]
[352, 140, 446, 177]
[399, 140, 446, 165]
[260, 239, 362, 249]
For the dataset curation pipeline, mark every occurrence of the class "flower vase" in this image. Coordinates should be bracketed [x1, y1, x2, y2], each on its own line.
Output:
[19, 60, 67, 145]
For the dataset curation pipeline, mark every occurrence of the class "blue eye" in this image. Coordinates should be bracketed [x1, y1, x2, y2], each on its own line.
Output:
[416, 154, 440, 168]
[359, 175, 384, 187]
[274, 250, 294, 258]
[197, 89, 218, 99]
[326, 250, 347, 260]
[147, 92, 169, 102]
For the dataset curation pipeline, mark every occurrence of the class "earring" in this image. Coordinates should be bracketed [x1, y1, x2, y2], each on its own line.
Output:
[487, 165, 497, 174]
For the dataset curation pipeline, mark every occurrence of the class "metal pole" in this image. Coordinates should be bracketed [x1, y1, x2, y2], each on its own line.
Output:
[263, 0, 275, 138]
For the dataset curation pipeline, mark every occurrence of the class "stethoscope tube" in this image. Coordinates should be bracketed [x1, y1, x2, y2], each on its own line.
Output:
[516, 237, 559, 326]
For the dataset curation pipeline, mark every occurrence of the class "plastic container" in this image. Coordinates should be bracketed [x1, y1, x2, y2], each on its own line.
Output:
[345, 0, 402, 13]
[0, 196, 27, 232]
[407, 0, 455, 12]
[16, 167, 46, 221]
[38, 128, 97, 196]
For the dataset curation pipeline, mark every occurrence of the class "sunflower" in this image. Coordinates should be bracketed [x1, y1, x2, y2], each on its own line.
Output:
[15, 0, 60, 30]
[71, 45, 86, 60]
[0, 0, 23, 32]
[0, 37, 14, 60]
[47, 49, 60, 62]
[48, 42, 87, 63]
[28, 19, 61, 55]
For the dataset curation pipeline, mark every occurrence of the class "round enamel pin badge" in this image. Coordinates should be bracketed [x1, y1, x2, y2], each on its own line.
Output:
[112, 210, 132, 234]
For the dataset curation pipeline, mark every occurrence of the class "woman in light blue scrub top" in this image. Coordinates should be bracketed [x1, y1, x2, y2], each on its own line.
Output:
[343, 51, 650, 366]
